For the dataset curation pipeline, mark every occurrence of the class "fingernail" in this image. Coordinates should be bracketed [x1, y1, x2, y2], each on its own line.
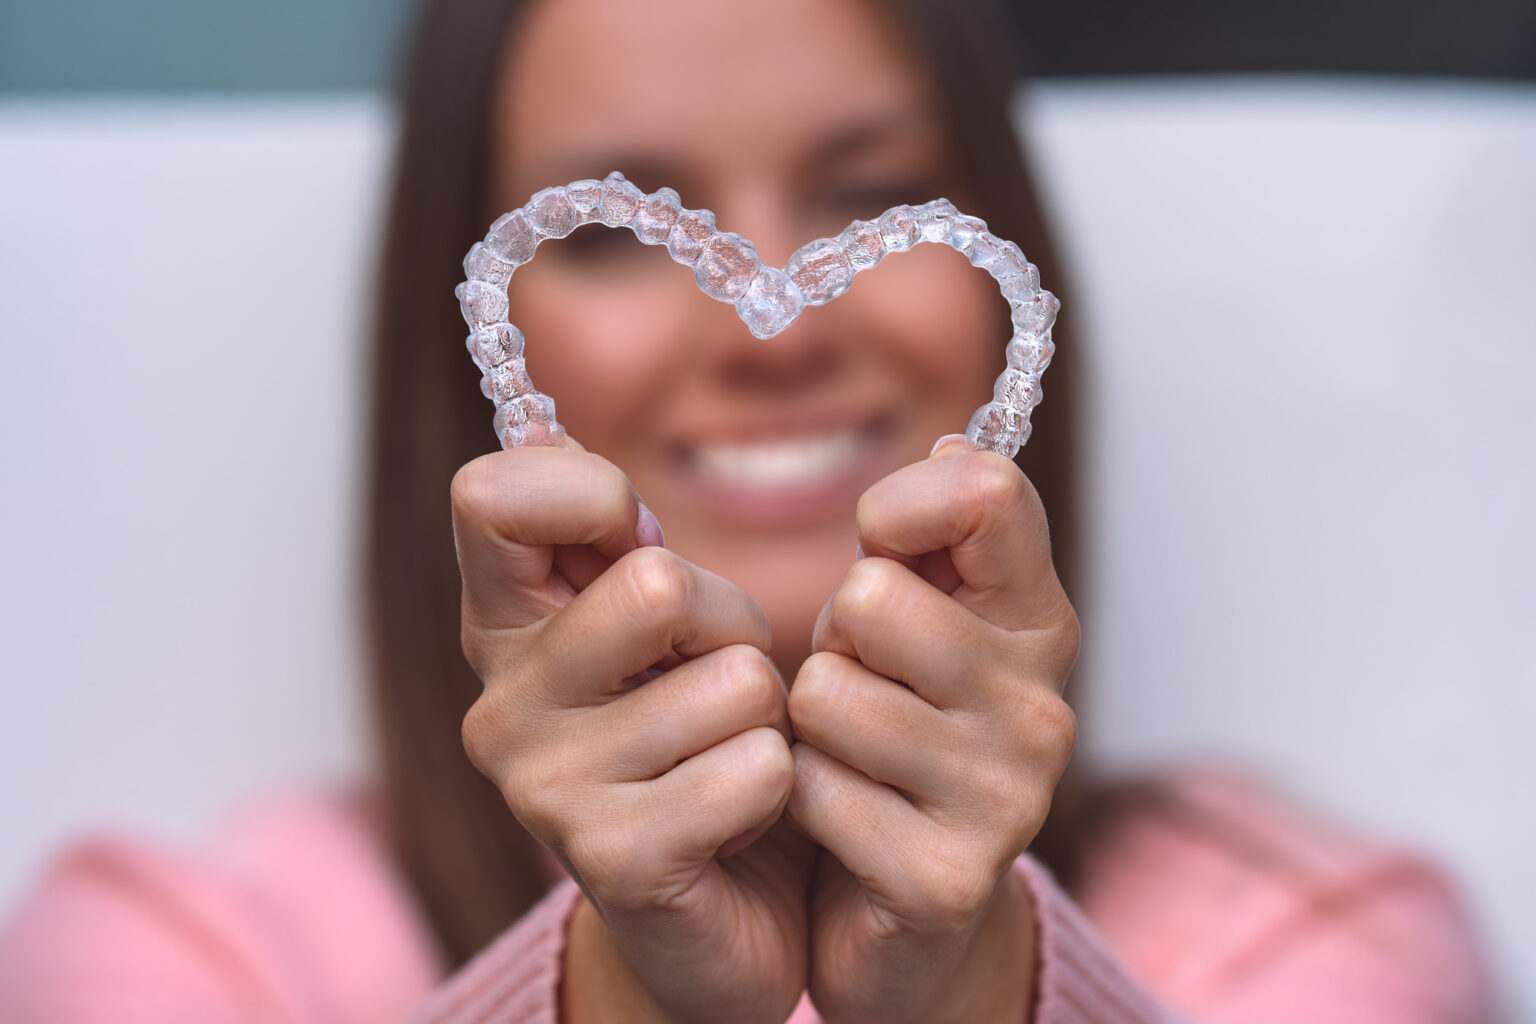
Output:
[930, 433, 969, 457]
[854, 542, 866, 561]
[635, 502, 665, 548]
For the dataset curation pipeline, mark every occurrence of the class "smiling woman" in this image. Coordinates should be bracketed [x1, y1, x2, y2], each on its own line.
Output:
[483, 0, 1042, 677]
[0, 0, 1499, 1020]
[365, 0, 1080, 980]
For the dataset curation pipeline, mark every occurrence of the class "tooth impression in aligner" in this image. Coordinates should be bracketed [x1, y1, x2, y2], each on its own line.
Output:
[454, 170, 1058, 459]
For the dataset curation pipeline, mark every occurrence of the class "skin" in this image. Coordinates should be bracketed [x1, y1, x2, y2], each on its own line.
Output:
[451, 0, 1080, 1020]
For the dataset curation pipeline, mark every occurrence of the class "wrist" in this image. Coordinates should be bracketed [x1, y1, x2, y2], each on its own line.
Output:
[562, 895, 678, 1024]
[925, 867, 1037, 1024]
[816, 866, 1037, 1024]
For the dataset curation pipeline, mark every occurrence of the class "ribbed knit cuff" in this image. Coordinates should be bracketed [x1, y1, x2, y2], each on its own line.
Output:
[413, 879, 583, 1024]
[1015, 857, 1181, 1023]
[416, 861, 1179, 1023]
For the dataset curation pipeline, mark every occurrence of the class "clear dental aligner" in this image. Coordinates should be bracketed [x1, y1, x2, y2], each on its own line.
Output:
[456, 171, 1058, 457]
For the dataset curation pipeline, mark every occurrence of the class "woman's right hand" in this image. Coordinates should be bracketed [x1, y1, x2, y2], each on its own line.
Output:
[450, 444, 812, 1024]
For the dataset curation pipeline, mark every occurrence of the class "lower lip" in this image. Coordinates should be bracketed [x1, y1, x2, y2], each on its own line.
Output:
[670, 423, 900, 529]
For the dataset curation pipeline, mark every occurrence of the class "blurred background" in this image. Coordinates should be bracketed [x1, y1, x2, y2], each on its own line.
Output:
[2, 0, 1533, 1015]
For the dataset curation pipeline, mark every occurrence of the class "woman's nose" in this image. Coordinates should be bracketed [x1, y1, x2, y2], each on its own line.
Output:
[687, 277, 849, 397]
[709, 183, 800, 271]
[696, 298, 845, 394]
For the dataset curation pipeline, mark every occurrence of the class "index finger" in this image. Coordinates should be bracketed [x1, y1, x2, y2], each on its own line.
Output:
[853, 446, 1064, 631]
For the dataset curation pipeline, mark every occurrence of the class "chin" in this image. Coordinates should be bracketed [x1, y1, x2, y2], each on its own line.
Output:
[757, 546, 853, 678]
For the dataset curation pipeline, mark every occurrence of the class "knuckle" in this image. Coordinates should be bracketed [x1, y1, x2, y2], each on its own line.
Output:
[852, 486, 886, 545]
[1019, 786, 1056, 842]
[720, 645, 783, 719]
[831, 557, 900, 629]
[914, 856, 994, 934]
[615, 545, 690, 620]
[463, 681, 611, 858]
[461, 679, 569, 818]
[966, 453, 1033, 518]
[1037, 689, 1078, 744]
[581, 455, 638, 534]
[966, 754, 1023, 821]
[788, 651, 842, 724]
[460, 681, 538, 779]
[1022, 692, 1078, 775]
[740, 729, 796, 798]
[716, 640, 767, 678]
[1044, 605, 1082, 673]
[503, 756, 566, 840]
[460, 691, 507, 778]
[519, 743, 608, 851]
[449, 456, 498, 522]
[1044, 697, 1079, 768]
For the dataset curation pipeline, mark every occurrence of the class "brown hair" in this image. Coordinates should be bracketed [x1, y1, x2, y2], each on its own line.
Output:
[366, 0, 1084, 967]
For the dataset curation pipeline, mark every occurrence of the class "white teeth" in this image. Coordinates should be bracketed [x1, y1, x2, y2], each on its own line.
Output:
[694, 431, 863, 488]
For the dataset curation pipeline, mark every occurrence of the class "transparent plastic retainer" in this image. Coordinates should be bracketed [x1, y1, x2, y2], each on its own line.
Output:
[456, 171, 1057, 458]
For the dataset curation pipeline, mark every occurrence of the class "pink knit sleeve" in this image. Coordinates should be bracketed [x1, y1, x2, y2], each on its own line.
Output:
[1017, 856, 1183, 1023]
[0, 820, 583, 1024]
[0, 790, 1494, 1024]
[412, 879, 582, 1024]
[421, 863, 1183, 1024]
[0, 838, 326, 1023]
[417, 862, 1174, 1024]
[1016, 839, 1496, 1024]
[0, 807, 584, 1024]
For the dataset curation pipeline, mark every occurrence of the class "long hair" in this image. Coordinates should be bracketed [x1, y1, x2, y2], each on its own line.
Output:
[366, 0, 1084, 966]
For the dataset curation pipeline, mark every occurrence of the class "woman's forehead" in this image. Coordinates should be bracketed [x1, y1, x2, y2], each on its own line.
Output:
[497, 0, 936, 191]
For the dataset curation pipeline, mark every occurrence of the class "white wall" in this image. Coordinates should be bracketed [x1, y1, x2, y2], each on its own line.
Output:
[1, 81, 1532, 1014]
[1022, 79, 1536, 1015]
[0, 99, 385, 872]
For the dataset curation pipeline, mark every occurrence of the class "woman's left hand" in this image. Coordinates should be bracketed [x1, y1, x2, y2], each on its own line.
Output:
[787, 438, 1080, 1024]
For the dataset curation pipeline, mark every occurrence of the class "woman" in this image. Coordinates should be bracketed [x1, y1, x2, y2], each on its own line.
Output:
[0, 0, 1495, 1020]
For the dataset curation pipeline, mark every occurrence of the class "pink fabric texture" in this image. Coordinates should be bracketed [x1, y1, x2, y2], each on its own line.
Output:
[0, 776, 1495, 1023]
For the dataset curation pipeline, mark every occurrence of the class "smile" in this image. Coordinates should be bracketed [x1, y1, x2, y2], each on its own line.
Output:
[663, 414, 899, 528]
[692, 429, 865, 490]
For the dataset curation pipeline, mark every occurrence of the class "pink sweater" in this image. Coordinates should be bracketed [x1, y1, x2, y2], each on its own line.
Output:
[0, 774, 1494, 1022]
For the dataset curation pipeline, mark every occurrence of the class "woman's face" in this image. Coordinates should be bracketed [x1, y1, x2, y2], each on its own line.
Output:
[495, 0, 1000, 673]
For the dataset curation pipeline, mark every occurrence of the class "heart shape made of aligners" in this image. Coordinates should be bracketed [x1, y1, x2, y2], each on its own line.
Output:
[455, 171, 1057, 458]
